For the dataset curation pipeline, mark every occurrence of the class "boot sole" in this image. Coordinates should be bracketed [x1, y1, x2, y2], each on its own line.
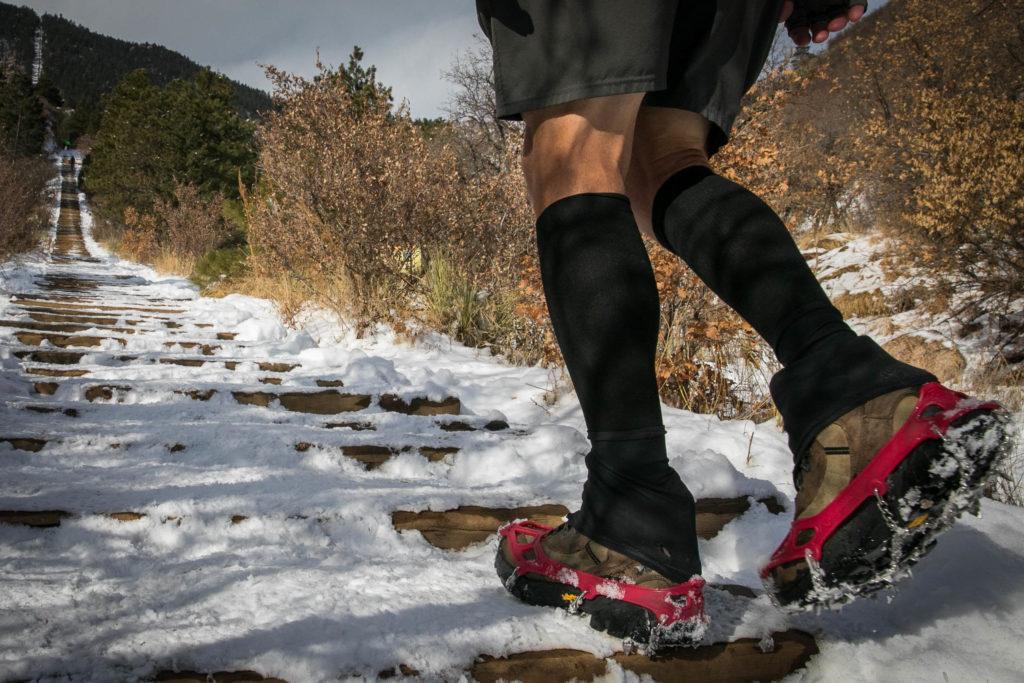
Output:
[494, 548, 705, 649]
[767, 408, 1011, 609]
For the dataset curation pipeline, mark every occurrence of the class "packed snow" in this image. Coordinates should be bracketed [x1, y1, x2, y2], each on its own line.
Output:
[1, 160, 1022, 681]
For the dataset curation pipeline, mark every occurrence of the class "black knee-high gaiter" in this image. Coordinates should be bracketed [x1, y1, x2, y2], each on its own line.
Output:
[536, 193, 701, 582]
[652, 167, 934, 460]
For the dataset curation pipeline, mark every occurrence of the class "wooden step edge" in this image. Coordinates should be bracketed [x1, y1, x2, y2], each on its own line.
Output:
[470, 630, 818, 683]
[392, 496, 786, 551]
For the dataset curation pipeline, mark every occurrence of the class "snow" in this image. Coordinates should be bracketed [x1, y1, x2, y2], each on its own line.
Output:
[0, 159, 1022, 681]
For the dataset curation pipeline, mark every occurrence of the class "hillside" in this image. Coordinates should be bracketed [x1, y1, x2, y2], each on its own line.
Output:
[0, 2, 271, 118]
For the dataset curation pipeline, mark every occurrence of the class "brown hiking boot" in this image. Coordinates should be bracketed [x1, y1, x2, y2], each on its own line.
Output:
[501, 524, 674, 589]
[495, 521, 706, 647]
[763, 381, 1009, 608]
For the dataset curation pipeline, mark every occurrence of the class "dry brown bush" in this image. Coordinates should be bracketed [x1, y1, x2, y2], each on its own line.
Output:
[245, 61, 538, 352]
[105, 182, 228, 276]
[119, 207, 160, 262]
[0, 153, 50, 261]
[153, 182, 228, 259]
[754, 0, 1024, 324]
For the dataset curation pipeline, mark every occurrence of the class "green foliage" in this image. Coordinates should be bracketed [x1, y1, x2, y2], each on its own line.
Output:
[221, 197, 247, 232]
[192, 245, 249, 289]
[0, 3, 38, 67]
[85, 68, 256, 220]
[37, 12, 270, 119]
[314, 46, 393, 116]
[0, 64, 45, 156]
[413, 117, 447, 140]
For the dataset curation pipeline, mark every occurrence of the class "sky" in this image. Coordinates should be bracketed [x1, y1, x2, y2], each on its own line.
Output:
[16, 0, 482, 119]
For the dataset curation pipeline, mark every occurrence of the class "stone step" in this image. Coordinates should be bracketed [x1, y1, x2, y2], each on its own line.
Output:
[378, 394, 462, 416]
[162, 341, 222, 355]
[470, 630, 818, 683]
[438, 418, 510, 432]
[14, 330, 127, 349]
[23, 405, 79, 417]
[1, 318, 126, 334]
[0, 510, 70, 527]
[392, 496, 784, 551]
[233, 389, 372, 414]
[24, 367, 89, 378]
[33, 381, 59, 395]
[1, 437, 47, 452]
[15, 350, 86, 364]
[26, 310, 141, 326]
[11, 297, 186, 314]
[294, 442, 459, 469]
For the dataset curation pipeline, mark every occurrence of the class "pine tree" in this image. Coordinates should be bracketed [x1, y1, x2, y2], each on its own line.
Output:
[85, 68, 256, 220]
[0, 62, 44, 156]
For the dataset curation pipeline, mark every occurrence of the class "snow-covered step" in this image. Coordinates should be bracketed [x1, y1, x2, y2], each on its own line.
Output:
[25, 310, 144, 325]
[24, 366, 89, 377]
[63, 380, 460, 417]
[10, 297, 187, 314]
[292, 441, 460, 469]
[21, 405, 79, 417]
[151, 669, 286, 683]
[0, 319, 137, 335]
[14, 349, 86, 364]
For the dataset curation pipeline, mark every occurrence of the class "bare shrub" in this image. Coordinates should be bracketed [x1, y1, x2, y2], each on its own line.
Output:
[245, 60, 536, 351]
[0, 153, 50, 261]
[119, 207, 160, 262]
[833, 289, 892, 318]
[153, 182, 228, 259]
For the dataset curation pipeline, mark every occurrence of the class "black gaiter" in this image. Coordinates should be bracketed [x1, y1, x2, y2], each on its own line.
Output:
[652, 167, 934, 459]
[536, 192, 701, 582]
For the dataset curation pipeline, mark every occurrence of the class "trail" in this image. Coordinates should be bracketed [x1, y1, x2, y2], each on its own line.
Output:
[1, 157, 1023, 682]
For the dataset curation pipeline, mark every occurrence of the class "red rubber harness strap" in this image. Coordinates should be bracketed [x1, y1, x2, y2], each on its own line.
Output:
[762, 382, 1000, 576]
[501, 521, 706, 626]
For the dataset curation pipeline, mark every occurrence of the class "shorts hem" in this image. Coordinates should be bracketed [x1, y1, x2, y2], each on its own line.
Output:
[496, 75, 665, 120]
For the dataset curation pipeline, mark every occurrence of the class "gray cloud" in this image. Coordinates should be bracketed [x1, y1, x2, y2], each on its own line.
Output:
[16, 0, 482, 118]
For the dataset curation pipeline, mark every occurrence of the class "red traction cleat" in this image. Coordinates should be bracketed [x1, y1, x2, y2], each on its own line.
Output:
[496, 520, 707, 650]
[763, 382, 1010, 608]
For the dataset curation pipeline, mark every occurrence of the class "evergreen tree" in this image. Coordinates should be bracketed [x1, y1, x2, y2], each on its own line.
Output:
[314, 46, 393, 117]
[85, 69, 255, 220]
[0, 63, 45, 156]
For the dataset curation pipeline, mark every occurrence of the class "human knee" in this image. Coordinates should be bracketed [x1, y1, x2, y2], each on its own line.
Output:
[630, 108, 712, 207]
[521, 97, 642, 215]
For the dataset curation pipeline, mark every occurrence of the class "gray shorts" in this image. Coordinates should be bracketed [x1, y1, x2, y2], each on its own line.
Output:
[475, 0, 784, 155]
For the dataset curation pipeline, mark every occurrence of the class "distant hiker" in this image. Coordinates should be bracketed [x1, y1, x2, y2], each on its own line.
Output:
[477, 0, 1010, 649]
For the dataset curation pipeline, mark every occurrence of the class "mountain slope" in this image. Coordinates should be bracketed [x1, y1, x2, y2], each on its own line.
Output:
[0, 2, 270, 118]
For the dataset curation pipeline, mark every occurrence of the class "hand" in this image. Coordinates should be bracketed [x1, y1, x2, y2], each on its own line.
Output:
[779, 1, 866, 47]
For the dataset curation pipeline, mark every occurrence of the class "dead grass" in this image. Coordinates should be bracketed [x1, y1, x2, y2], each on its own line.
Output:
[150, 249, 196, 278]
[833, 289, 892, 318]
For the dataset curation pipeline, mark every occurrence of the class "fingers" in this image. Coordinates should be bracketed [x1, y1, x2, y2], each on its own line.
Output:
[778, 0, 795, 23]
[788, 4, 866, 46]
[788, 26, 811, 47]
